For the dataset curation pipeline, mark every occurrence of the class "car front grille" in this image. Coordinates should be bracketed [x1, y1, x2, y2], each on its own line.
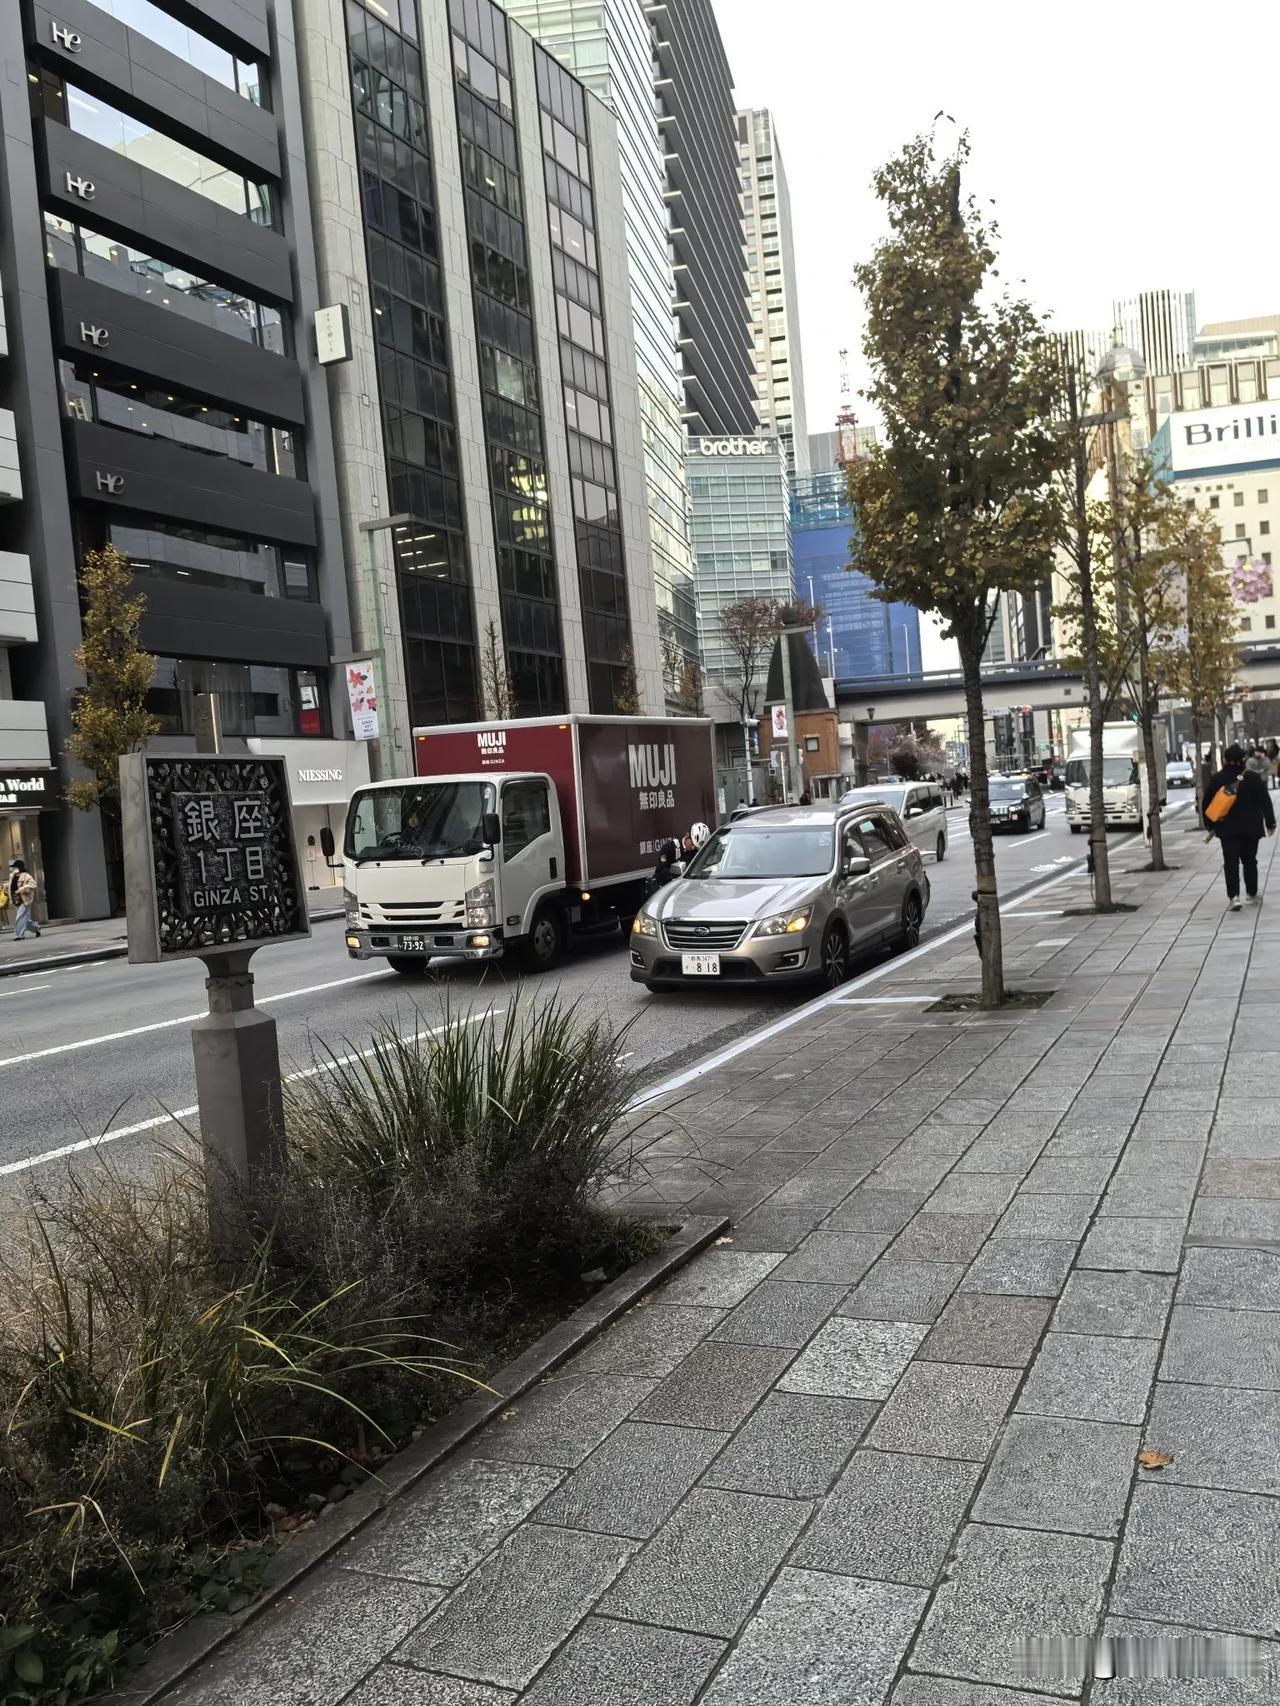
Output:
[663, 918, 749, 950]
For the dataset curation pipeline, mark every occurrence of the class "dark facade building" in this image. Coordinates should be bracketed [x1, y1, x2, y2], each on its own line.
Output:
[650, 0, 755, 438]
[0, 0, 364, 917]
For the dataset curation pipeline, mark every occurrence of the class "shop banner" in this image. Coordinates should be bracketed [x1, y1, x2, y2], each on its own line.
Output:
[346, 662, 379, 742]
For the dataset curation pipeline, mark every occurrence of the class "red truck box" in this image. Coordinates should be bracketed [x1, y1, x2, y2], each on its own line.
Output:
[413, 714, 717, 888]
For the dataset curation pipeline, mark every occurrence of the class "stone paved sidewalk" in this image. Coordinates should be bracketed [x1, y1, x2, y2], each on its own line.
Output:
[167, 829, 1280, 1705]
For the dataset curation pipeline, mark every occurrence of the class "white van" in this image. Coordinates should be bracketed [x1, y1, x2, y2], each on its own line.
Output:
[839, 780, 950, 861]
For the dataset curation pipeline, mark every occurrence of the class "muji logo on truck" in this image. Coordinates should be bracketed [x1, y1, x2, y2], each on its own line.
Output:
[475, 730, 506, 766]
[628, 742, 677, 810]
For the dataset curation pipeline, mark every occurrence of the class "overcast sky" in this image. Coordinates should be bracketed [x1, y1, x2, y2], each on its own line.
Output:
[717, 0, 1272, 438]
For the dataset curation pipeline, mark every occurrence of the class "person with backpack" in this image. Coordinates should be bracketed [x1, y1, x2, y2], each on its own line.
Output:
[1204, 744, 1275, 911]
[7, 859, 41, 940]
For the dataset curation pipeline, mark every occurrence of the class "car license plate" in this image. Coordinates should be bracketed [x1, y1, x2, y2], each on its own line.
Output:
[681, 952, 720, 977]
[398, 935, 429, 952]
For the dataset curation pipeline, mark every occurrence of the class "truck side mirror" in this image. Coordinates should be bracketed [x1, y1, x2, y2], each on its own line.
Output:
[320, 826, 336, 860]
[482, 811, 501, 847]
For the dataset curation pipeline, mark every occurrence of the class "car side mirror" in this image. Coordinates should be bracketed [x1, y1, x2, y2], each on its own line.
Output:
[482, 811, 501, 847]
[319, 826, 336, 860]
[843, 854, 872, 878]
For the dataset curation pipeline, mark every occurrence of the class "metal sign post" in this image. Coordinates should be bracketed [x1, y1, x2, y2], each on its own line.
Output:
[121, 754, 310, 1246]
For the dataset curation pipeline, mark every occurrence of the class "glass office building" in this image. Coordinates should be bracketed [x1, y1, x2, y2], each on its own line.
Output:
[791, 470, 920, 678]
[688, 435, 793, 687]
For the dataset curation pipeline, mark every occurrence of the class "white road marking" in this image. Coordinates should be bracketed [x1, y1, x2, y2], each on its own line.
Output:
[0, 1008, 501, 1177]
[0, 983, 51, 998]
[0, 970, 398, 1070]
[1034, 939, 1075, 947]
[836, 994, 934, 1005]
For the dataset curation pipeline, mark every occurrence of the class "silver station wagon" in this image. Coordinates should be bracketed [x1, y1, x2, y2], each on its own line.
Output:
[630, 804, 929, 992]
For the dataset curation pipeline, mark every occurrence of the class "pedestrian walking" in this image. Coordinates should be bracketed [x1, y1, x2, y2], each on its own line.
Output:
[1267, 738, 1279, 789]
[1203, 744, 1275, 911]
[7, 859, 41, 941]
[1246, 745, 1270, 782]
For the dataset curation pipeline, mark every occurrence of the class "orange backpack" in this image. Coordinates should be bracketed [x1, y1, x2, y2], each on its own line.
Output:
[1205, 780, 1238, 824]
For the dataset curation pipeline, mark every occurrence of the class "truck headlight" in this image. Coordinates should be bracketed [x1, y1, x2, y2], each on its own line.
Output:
[631, 912, 658, 937]
[465, 878, 496, 928]
[755, 909, 812, 937]
[343, 886, 359, 927]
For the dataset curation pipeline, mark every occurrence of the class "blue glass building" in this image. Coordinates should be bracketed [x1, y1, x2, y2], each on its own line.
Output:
[791, 471, 920, 678]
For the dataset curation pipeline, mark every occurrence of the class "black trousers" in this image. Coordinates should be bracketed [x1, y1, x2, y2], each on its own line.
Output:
[1220, 834, 1261, 899]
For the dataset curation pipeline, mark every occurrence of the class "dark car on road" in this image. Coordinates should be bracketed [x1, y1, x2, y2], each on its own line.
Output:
[989, 774, 1047, 833]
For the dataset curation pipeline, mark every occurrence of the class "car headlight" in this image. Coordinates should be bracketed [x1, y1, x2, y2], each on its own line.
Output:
[343, 886, 359, 927]
[631, 912, 658, 937]
[465, 878, 496, 928]
[755, 909, 812, 937]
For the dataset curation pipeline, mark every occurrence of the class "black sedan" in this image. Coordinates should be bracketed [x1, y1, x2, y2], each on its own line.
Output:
[988, 775, 1047, 833]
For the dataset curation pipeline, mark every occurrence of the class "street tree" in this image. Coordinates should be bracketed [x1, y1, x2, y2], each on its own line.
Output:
[848, 130, 1060, 1005]
[1163, 511, 1241, 811]
[479, 617, 516, 720]
[716, 595, 782, 730]
[1049, 356, 1118, 910]
[613, 643, 642, 715]
[678, 657, 705, 717]
[66, 544, 159, 819]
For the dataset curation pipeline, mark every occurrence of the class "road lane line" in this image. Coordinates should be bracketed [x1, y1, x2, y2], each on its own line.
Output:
[0, 983, 52, 998]
[0, 970, 398, 1070]
[0, 1008, 502, 1177]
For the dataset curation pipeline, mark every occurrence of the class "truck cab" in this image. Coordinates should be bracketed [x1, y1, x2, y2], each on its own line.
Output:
[342, 772, 568, 975]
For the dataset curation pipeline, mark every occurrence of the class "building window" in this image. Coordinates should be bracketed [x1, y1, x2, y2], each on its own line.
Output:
[1234, 490, 1245, 506]
[1241, 617, 1253, 631]
[1236, 523, 1248, 539]
[108, 518, 315, 600]
[1268, 616, 1276, 630]
[1259, 489, 1270, 503]
[1209, 495, 1220, 509]
[36, 75, 275, 225]
[90, 0, 265, 103]
[1262, 520, 1272, 536]
[146, 659, 328, 738]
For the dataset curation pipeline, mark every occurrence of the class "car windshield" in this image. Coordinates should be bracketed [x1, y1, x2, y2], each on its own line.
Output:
[841, 787, 907, 815]
[989, 779, 1026, 801]
[344, 781, 496, 862]
[1064, 758, 1137, 788]
[685, 826, 835, 880]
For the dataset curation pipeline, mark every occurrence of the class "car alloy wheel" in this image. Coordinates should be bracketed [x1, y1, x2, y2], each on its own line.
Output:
[897, 894, 923, 951]
[820, 921, 850, 988]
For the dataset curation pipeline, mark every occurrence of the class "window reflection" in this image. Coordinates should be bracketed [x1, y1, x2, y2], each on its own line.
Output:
[147, 658, 326, 738]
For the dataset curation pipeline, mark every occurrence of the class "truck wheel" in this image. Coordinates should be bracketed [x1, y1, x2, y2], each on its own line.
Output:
[935, 832, 946, 862]
[1069, 824, 1082, 835]
[524, 905, 565, 972]
[386, 955, 431, 977]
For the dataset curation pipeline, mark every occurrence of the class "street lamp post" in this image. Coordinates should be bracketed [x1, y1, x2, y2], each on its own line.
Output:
[356, 514, 410, 780]
[778, 622, 809, 802]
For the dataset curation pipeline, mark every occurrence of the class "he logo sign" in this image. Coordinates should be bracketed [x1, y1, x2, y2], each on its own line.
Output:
[52, 21, 83, 49]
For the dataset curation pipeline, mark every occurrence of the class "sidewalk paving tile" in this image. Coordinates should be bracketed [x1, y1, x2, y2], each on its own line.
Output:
[919, 1294, 1052, 1367]
[893, 1213, 997, 1264]
[632, 1343, 792, 1432]
[570, 1304, 723, 1377]
[910, 1523, 1113, 1696]
[839, 1258, 966, 1323]
[700, 1392, 875, 1497]
[171, 1572, 443, 1706]
[342, 1458, 564, 1586]
[953, 1132, 1047, 1174]
[993, 1195, 1096, 1241]
[598, 1487, 810, 1637]
[1022, 1155, 1113, 1195]
[472, 1375, 656, 1469]
[794, 1449, 978, 1585]
[867, 1362, 1019, 1461]
[1051, 1270, 1174, 1340]
[1111, 1482, 1280, 1637]
[925, 1173, 1022, 1217]
[710, 1280, 847, 1349]
[1199, 1159, 1280, 1198]
[892, 1680, 1079, 1706]
[1188, 1197, 1280, 1240]
[769, 1230, 890, 1285]
[344, 1671, 514, 1705]
[973, 1413, 1139, 1536]
[396, 1525, 635, 1690]
[824, 1187, 929, 1234]
[1018, 1332, 1161, 1425]
[1160, 1306, 1280, 1390]
[1101, 1173, 1197, 1219]
[531, 1421, 725, 1539]
[1175, 1245, 1280, 1311]
[1079, 1218, 1185, 1273]
[698, 1568, 926, 1706]
[655, 1250, 784, 1308]
[959, 1236, 1077, 1298]
[1093, 1619, 1280, 1705]
[519, 1617, 725, 1706]
[778, 1317, 927, 1400]
[1143, 1381, 1280, 1495]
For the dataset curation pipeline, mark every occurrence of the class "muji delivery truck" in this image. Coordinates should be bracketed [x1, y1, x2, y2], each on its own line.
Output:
[1065, 722, 1167, 833]
[342, 714, 716, 974]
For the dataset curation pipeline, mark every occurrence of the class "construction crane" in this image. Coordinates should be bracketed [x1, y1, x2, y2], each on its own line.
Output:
[836, 348, 859, 467]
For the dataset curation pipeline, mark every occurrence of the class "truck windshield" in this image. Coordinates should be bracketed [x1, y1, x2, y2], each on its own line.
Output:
[344, 782, 496, 862]
[1064, 758, 1137, 788]
[686, 827, 835, 880]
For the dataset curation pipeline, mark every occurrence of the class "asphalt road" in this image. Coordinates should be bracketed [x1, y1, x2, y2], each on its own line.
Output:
[1, 795, 1095, 1187]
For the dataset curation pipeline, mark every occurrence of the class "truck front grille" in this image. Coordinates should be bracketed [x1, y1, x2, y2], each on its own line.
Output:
[663, 918, 749, 950]
[361, 900, 465, 928]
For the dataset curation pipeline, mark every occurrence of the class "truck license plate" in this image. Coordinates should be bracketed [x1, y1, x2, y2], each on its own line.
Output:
[398, 935, 429, 952]
[681, 952, 720, 977]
